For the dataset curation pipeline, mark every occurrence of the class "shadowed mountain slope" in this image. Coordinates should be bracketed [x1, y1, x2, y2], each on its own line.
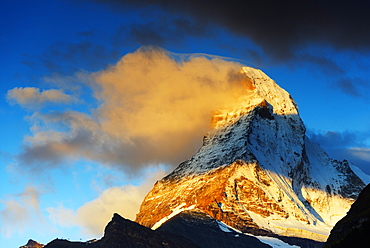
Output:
[324, 183, 370, 248]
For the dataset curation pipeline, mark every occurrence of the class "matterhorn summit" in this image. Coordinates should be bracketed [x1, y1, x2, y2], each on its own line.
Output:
[136, 67, 367, 247]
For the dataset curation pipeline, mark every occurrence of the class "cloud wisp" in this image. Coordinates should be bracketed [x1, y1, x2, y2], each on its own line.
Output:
[0, 186, 51, 238]
[13, 47, 251, 174]
[7, 87, 75, 110]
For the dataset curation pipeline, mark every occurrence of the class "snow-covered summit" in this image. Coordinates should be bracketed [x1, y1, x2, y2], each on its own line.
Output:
[211, 67, 299, 130]
[165, 66, 305, 179]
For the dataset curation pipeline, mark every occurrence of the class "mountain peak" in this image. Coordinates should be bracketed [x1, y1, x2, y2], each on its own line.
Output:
[136, 66, 366, 245]
[211, 67, 299, 130]
[240, 67, 299, 117]
[162, 67, 305, 180]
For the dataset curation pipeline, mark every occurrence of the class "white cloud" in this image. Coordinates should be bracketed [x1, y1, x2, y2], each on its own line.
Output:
[47, 167, 167, 236]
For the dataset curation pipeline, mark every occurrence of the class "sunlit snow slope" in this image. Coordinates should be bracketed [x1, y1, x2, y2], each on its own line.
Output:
[136, 67, 366, 243]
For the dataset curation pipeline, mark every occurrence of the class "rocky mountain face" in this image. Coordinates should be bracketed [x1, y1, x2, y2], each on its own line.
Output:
[136, 67, 367, 246]
[20, 240, 44, 248]
[324, 184, 370, 247]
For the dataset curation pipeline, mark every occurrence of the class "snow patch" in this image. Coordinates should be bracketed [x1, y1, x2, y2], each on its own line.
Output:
[151, 204, 195, 230]
[217, 221, 232, 232]
[245, 233, 300, 248]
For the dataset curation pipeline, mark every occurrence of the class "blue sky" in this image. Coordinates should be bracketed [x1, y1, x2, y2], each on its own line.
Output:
[1, 0, 370, 246]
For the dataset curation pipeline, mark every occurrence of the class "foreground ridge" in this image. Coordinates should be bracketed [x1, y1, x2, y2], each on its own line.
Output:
[136, 67, 366, 246]
[42, 213, 271, 248]
[324, 184, 370, 247]
[43, 213, 199, 248]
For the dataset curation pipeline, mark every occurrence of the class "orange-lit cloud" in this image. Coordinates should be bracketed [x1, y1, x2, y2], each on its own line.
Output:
[92, 47, 249, 165]
[7, 87, 75, 109]
[17, 47, 251, 173]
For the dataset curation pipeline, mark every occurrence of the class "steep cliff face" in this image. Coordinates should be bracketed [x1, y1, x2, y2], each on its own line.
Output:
[136, 67, 366, 243]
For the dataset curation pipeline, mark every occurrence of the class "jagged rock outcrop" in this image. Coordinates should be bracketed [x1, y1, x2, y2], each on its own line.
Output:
[136, 67, 367, 246]
[20, 240, 44, 248]
[98, 213, 197, 247]
[324, 183, 370, 247]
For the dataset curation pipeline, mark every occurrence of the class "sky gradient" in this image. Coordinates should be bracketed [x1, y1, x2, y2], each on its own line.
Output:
[1, 0, 370, 246]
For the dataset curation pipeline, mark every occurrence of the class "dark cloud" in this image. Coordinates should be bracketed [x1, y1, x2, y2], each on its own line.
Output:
[17, 0, 370, 100]
[19, 142, 72, 171]
[84, 0, 370, 99]
[91, 0, 370, 60]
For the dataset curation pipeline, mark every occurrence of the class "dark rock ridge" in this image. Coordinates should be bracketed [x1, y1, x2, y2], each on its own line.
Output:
[324, 183, 370, 248]
[157, 209, 271, 248]
[159, 209, 325, 248]
[44, 213, 198, 248]
[42, 213, 272, 248]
